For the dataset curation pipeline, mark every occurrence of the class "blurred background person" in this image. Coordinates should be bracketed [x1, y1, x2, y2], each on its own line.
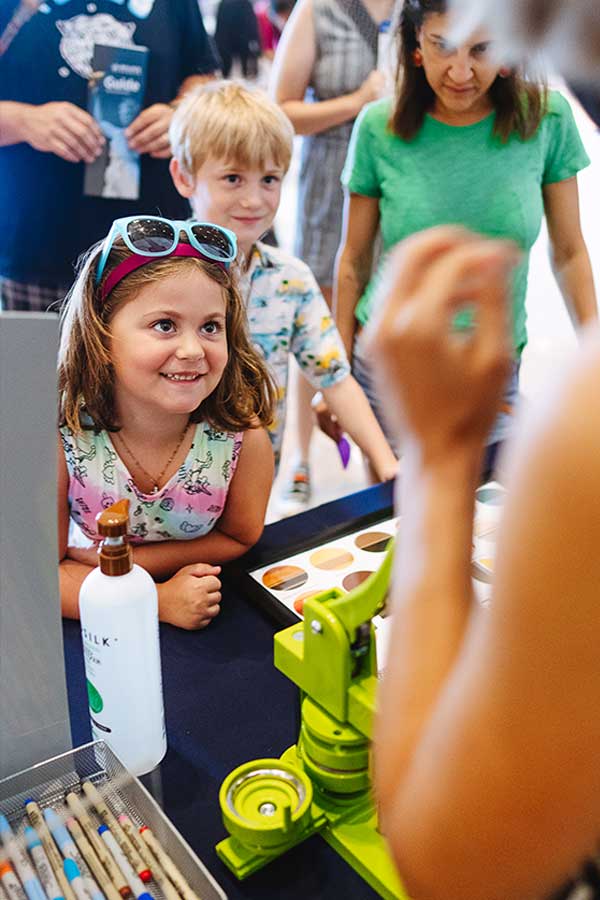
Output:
[214, 0, 262, 80]
[255, 0, 296, 60]
[336, 0, 596, 480]
[0, 0, 218, 312]
[271, 0, 392, 512]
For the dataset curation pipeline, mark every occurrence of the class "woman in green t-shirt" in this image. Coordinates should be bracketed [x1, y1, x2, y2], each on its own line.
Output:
[335, 0, 596, 478]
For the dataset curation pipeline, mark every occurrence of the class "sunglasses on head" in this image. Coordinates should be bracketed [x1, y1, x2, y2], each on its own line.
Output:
[96, 216, 238, 299]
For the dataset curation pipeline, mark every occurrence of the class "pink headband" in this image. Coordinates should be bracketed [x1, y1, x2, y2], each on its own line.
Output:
[100, 245, 225, 302]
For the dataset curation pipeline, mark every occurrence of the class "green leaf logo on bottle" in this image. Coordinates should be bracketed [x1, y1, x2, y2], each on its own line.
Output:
[87, 679, 104, 714]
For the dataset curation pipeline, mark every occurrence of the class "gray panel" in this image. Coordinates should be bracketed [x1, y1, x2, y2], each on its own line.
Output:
[0, 313, 72, 777]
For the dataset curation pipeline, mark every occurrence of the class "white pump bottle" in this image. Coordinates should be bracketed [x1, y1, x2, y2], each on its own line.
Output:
[78, 499, 167, 776]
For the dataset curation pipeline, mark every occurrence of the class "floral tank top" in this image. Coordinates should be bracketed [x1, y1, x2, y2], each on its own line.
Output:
[60, 423, 243, 543]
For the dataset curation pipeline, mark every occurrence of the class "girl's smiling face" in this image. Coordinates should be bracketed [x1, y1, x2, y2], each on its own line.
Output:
[419, 13, 502, 122]
[109, 267, 228, 423]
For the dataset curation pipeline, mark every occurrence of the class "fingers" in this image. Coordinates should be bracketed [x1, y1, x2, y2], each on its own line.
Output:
[204, 598, 221, 617]
[149, 141, 173, 159]
[198, 575, 221, 594]
[374, 232, 518, 357]
[188, 597, 221, 630]
[126, 104, 172, 154]
[130, 128, 171, 155]
[67, 105, 105, 143]
[125, 105, 158, 138]
[185, 563, 222, 578]
[55, 129, 99, 164]
[53, 104, 104, 162]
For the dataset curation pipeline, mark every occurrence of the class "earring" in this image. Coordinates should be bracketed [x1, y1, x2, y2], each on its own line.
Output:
[412, 48, 423, 67]
[498, 67, 511, 78]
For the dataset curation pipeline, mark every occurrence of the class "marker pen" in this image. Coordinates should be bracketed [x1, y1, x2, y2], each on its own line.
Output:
[138, 828, 200, 900]
[0, 857, 27, 900]
[0, 816, 47, 900]
[63, 796, 129, 900]
[42, 812, 101, 900]
[64, 821, 120, 900]
[82, 786, 150, 884]
[61, 862, 87, 900]
[23, 829, 63, 900]
[116, 819, 178, 900]
[96, 831, 147, 900]
[24, 802, 75, 900]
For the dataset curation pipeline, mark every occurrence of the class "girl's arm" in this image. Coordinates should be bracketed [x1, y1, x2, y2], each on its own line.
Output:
[543, 175, 597, 328]
[270, 0, 383, 136]
[128, 427, 274, 581]
[372, 228, 600, 900]
[321, 375, 397, 480]
[58, 436, 95, 618]
[333, 192, 380, 357]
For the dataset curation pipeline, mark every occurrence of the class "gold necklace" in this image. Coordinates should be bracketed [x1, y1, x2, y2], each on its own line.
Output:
[115, 422, 190, 494]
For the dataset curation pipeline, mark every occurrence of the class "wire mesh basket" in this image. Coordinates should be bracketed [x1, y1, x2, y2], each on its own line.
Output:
[0, 740, 227, 900]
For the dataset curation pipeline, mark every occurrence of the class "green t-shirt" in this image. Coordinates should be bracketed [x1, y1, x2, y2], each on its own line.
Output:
[342, 91, 590, 351]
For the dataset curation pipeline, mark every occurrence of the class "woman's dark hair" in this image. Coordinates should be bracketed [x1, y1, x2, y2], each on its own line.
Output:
[390, 0, 547, 142]
[271, 0, 296, 15]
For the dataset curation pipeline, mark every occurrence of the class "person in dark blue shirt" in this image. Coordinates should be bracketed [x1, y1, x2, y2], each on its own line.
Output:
[0, 0, 219, 311]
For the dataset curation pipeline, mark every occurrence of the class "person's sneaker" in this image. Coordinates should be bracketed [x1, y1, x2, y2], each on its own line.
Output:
[278, 464, 311, 516]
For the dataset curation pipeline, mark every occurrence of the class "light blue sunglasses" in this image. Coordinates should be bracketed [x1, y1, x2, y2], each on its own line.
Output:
[95, 216, 238, 285]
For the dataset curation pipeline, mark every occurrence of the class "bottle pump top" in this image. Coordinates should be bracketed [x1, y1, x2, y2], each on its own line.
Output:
[96, 499, 132, 576]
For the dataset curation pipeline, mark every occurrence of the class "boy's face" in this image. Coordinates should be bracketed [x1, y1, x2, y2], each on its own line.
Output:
[171, 156, 284, 255]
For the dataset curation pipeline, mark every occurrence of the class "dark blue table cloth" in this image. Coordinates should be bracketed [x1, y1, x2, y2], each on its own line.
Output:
[63, 481, 394, 899]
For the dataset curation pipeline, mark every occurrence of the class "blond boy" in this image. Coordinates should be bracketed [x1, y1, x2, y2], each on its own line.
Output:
[169, 81, 397, 494]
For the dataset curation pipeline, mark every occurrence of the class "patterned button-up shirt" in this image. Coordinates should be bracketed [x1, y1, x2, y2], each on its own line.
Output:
[240, 242, 350, 468]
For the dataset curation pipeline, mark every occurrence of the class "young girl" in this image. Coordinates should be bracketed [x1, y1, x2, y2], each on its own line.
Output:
[58, 216, 277, 630]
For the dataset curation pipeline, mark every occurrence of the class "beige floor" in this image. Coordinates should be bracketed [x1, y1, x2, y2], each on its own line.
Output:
[268, 84, 600, 522]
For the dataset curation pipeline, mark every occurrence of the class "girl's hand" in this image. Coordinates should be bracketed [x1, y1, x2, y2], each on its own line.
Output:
[158, 563, 222, 630]
[369, 227, 518, 466]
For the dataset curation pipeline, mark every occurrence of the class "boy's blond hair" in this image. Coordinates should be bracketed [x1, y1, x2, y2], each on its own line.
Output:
[170, 80, 294, 178]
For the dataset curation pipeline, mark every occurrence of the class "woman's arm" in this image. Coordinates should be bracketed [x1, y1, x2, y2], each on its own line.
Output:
[543, 175, 597, 328]
[333, 192, 380, 357]
[270, 0, 383, 136]
[372, 228, 600, 900]
[126, 427, 274, 581]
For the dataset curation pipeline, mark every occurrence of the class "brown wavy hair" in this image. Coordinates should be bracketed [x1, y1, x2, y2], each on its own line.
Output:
[58, 235, 277, 435]
[391, 0, 547, 142]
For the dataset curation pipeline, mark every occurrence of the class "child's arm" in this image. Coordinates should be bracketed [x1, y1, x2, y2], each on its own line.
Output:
[58, 436, 95, 619]
[126, 426, 274, 582]
[288, 260, 397, 481]
[321, 375, 398, 482]
[60, 430, 273, 628]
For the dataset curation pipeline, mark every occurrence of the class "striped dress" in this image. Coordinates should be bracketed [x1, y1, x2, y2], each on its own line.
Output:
[294, 0, 378, 286]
